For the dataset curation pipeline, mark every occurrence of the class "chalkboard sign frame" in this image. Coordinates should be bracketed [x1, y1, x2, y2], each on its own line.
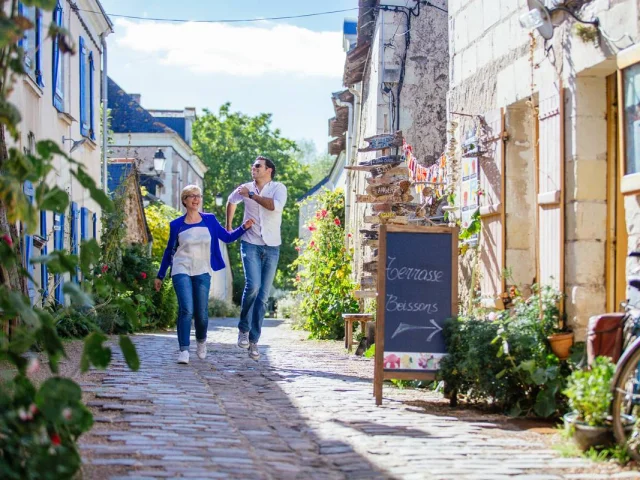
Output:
[374, 224, 459, 406]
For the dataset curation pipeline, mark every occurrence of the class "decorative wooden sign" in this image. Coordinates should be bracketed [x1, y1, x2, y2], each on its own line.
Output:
[355, 290, 377, 299]
[360, 229, 379, 240]
[374, 225, 459, 406]
[358, 131, 404, 152]
[356, 194, 414, 204]
[364, 214, 409, 225]
[344, 162, 401, 173]
[366, 182, 411, 197]
[358, 155, 403, 167]
[362, 239, 379, 248]
[370, 163, 403, 177]
[363, 260, 378, 273]
[360, 276, 376, 289]
[367, 174, 410, 186]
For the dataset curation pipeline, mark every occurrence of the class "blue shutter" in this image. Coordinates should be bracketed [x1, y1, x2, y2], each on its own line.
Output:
[40, 210, 48, 305]
[23, 181, 36, 305]
[80, 207, 89, 241]
[79, 37, 87, 137]
[35, 9, 44, 87]
[71, 202, 78, 283]
[52, 2, 63, 111]
[54, 213, 64, 305]
[89, 52, 95, 140]
[17, 3, 25, 49]
[92, 212, 97, 239]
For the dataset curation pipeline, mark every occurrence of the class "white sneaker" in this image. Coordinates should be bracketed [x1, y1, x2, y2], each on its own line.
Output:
[248, 343, 260, 361]
[237, 331, 250, 349]
[196, 341, 207, 360]
[177, 350, 189, 364]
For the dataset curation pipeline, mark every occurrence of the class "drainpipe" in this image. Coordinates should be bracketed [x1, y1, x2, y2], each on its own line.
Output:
[345, 86, 361, 243]
[335, 96, 354, 246]
[101, 32, 109, 193]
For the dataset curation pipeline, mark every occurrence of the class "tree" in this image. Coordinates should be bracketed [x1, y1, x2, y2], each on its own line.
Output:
[192, 103, 312, 300]
[293, 139, 336, 186]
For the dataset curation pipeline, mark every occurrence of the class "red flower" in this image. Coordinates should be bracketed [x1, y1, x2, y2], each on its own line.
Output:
[50, 433, 61, 446]
[310, 241, 315, 248]
[334, 218, 341, 226]
[308, 225, 316, 232]
[140, 272, 147, 280]
[1, 233, 12, 247]
[321, 209, 328, 218]
[347, 233, 352, 238]
[295, 246, 301, 252]
[101, 264, 108, 273]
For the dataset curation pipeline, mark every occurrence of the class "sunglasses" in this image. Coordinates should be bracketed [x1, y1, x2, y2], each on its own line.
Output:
[252, 163, 264, 169]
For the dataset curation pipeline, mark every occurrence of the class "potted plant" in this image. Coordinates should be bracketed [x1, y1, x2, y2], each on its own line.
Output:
[536, 284, 573, 360]
[563, 356, 630, 450]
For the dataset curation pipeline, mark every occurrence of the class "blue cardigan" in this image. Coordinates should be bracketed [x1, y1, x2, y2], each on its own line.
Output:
[156, 213, 246, 280]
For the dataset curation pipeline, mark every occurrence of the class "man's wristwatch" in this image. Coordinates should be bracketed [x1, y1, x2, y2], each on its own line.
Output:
[248, 191, 255, 199]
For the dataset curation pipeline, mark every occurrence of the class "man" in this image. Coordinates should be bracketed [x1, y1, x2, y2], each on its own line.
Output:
[226, 156, 287, 360]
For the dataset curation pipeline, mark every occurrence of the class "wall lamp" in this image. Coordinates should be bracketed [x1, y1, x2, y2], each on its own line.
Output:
[61, 136, 87, 153]
[519, 0, 599, 40]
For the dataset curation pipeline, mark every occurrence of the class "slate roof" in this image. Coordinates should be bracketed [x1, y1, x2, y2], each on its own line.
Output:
[107, 77, 174, 134]
[297, 175, 330, 203]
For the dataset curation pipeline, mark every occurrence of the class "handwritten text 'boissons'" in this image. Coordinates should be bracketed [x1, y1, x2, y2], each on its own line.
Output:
[386, 295, 438, 313]
[386, 257, 444, 282]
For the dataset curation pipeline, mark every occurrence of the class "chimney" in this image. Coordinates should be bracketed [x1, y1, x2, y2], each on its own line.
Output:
[130, 94, 141, 105]
[184, 107, 196, 147]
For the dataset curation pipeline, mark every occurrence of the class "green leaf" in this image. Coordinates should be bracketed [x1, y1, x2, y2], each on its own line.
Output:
[508, 402, 522, 417]
[80, 332, 111, 372]
[36, 324, 65, 374]
[0, 99, 21, 139]
[73, 167, 113, 212]
[35, 377, 82, 421]
[79, 239, 101, 275]
[38, 185, 69, 213]
[31, 250, 78, 274]
[119, 335, 140, 371]
[496, 368, 507, 379]
[531, 367, 547, 385]
[533, 389, 557, 418]
[63, 282, 94, 307]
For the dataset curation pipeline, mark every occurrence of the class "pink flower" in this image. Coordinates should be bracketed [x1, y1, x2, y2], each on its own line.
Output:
[18, 408, 29, 421]
[310, 241, 315, 248]
[62, 408, 72, 420]
[1, 233, 12, 247]
[487, 312, 497, 321]
[26, 358, 40, 375]
[334, 218, 341, 226]
[101, 264, 108, 273]
[308, 225, 316, 232]
[50, 433, 61, 446]
[320, 209, 328, 218]
[29, 404, 38, 416]
[140, 272, 147, 280]
[295, 246, 300, 252]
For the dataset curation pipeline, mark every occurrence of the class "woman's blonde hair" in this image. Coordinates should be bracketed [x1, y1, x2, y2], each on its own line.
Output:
[181, 184, 202, 207]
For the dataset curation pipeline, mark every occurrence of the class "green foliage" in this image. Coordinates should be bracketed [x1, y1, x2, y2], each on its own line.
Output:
[145, 202, 181, 259]
[459, 208, 480, 240]
[0, 6, 139, 477]
[53, 307, 99, 339]
[293, 139, 335, 185]
[440, 285, 575, 417]
[563, 357, 615, 427]
[192, 103, 312, 296]
[208, 297, 240, 318]
[292, 189, 359, 339]
[275, 291, 304, 328]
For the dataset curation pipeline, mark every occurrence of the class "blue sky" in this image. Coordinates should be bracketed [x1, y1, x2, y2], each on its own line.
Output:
[100, 0, 357, 153]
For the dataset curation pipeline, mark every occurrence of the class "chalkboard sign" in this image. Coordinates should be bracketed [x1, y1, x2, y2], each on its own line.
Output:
[374, 225, 458, 405]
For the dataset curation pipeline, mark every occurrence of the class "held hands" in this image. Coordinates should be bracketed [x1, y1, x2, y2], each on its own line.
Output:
[154, 278, 162, 292]
[243, 218, 255, 230]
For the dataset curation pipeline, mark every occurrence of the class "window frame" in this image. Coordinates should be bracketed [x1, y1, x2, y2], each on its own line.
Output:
[18, 3, 43, 87]
[52, 1, 64, 111]
[618, 44, 640, 194]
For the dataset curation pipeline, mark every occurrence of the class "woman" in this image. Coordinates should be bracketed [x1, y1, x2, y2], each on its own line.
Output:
[155, 185, 253, 364]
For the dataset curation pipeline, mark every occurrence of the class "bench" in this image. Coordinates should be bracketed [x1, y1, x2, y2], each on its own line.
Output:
[342, 313, 374, 352]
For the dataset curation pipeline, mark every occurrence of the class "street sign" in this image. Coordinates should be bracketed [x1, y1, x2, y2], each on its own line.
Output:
[358, 131, 404, 152]
[358, 155, 404, 167]
[374, 225, 459, 405]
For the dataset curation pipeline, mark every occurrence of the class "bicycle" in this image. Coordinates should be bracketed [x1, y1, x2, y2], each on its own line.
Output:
[610, 274, 640, 461]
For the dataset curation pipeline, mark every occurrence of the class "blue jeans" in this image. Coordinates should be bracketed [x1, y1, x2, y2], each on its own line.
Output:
[238, 241, 280, 343]
[172, 273, 211, 351]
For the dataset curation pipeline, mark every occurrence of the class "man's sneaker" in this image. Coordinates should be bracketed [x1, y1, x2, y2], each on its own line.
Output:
[237, 331, 250, 349]
[196, 341, 207, 360]
[177, 350, 189, 364]
[248, 343, 260, 361]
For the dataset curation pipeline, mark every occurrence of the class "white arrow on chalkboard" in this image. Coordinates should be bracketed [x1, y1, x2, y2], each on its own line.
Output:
[391, 319, 443, 342]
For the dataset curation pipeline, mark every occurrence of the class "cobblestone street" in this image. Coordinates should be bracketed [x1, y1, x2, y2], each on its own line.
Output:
[78, 318, 640, 480]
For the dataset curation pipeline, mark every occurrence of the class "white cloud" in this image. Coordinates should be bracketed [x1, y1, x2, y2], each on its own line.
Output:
[113, 19, 346, 77]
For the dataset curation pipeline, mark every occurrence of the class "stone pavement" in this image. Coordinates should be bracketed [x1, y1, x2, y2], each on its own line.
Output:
[79, 318, 640, 480]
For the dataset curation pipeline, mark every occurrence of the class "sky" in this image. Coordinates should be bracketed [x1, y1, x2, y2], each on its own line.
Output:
[99, 0, 357, 154]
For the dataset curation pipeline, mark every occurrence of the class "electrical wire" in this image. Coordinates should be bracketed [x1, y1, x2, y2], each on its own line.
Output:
[76, 7, 360, 24]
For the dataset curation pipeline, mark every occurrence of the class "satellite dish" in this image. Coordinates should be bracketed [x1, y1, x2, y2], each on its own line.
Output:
[519, 0, 554, 40]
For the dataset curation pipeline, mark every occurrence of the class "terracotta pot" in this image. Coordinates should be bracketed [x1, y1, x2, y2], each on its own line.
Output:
[563, 412, 635, 451]
[547, 332, 574, 360]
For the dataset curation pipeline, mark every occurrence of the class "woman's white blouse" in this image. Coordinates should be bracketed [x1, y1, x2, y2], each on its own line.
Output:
[171, 221, 213, 277]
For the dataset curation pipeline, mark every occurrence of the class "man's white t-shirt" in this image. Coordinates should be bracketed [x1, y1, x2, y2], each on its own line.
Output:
[227, 181, 287, 246]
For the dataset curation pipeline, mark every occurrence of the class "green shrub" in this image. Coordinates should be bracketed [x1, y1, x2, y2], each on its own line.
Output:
[276, 291, 304, 327]
[150, 279, 177, 330]
[53, 307, 99, 339]
[564, 356, 615, 426]
[292, 189, 359, 339]
[208, 297, 240, 318]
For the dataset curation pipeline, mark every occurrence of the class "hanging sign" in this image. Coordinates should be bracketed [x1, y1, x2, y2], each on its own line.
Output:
[374, 225, 459, 405]
[358, 131, 404, 152]
[358, 155, 404, 167]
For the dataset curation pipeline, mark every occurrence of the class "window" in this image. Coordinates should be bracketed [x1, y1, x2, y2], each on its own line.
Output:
[18, 3, 44, 87]
[52, 1, 64, 110]
[79, 37, 95, 139]
[70, 202, 78, 283]
[40, 210, 49, 305]
[53, 213, 64, 305]
[623, 62, 640, 175]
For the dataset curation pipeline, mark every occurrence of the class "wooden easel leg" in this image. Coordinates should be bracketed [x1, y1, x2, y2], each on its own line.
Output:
[346, 321, 353, 352]
[344, 320, 348, 349]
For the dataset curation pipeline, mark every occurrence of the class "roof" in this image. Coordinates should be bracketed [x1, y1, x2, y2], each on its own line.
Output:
[107, 77, 175, 135]
[328, 135, 345, 156]
[107, 162, 152, 243]
[153, 116, 186, 143]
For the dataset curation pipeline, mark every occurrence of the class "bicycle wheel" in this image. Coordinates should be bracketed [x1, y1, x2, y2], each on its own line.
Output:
[611, 343, 640, 461]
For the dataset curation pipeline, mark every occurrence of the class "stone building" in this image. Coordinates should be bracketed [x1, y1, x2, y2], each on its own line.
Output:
[10, 0, 112, 305]
[333, 0, 449, 284]
[448, 0, 640, 338]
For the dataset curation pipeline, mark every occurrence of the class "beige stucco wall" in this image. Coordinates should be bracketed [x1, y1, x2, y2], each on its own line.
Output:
[8, 1, 111, 305]
[449, 0, 640, 338]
